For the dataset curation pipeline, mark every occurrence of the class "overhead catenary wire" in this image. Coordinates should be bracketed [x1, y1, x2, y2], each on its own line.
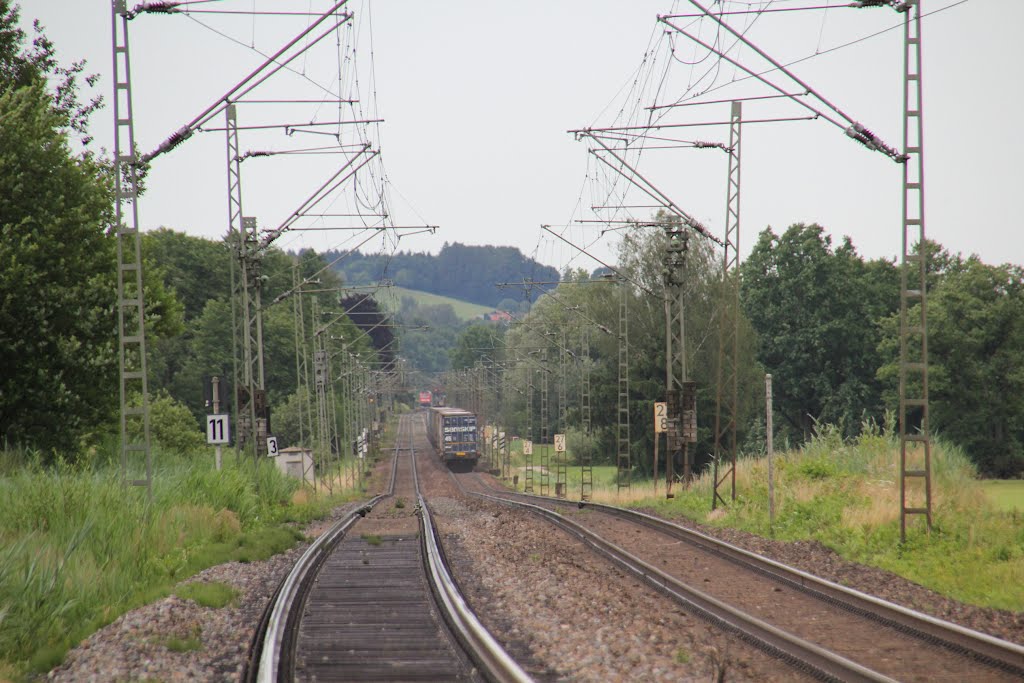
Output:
[660, 6, 906, 162]
[141, 1, 354, 162]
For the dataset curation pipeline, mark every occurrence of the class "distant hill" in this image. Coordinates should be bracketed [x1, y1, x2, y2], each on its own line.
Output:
[376, 286, 494, 322]
[324, 242, 559, 308]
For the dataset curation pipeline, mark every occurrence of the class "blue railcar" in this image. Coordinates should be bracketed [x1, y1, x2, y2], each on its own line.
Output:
[426, 406, 478, 468]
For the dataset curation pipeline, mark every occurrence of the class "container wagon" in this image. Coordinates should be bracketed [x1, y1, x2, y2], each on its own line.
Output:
[426, 406, 478, 469]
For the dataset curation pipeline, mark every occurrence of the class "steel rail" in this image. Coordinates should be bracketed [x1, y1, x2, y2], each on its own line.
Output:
[483, 483, 1024, 677]
[411, 415, 534, 683]
[579, 497, 1024, 675]
[246, 420, 403, 683]
[458, 480, 893, 682]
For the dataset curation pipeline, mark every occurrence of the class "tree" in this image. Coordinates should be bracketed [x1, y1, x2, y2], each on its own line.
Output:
[327, 243, 560, 308]
[741, 224, 897, 441]
[0, 85, 115, 451]
[340, 294, 394, 366]
[1, 2, 102, 145]
[0, 5, 182, 455]
[142, 228, 232, 322]
[450, 324, 505, 370]
[878, 252, 1024, 477]
[500, 222, 762, 473]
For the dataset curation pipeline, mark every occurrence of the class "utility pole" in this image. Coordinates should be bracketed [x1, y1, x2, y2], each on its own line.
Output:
[713, 101, 742, 509]
[899, 1, 931, 542]
[111, 0, 152, 496]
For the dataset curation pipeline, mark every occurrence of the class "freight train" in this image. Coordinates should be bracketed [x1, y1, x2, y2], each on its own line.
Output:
[426, 406, 478, 470]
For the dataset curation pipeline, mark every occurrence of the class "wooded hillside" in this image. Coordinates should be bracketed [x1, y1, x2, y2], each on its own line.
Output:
[325, 242, 560, 308]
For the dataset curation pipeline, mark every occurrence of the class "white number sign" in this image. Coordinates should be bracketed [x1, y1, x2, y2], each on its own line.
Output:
[522, 440, 533, 455]
[654, 402, 668, 434]
[206, 414, 230, 444]
[554, 433, 566, 452]
[266, 436, 279, 457]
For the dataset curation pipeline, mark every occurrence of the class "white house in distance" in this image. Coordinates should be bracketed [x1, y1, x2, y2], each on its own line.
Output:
[273, 446, 314, 485]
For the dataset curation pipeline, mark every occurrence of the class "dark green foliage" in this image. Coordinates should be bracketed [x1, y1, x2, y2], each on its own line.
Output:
[396, 296, 461, 373]
[142, 228, 232, 322]
[450, 323, 505, 370]
[0, 6, 182, 455]
[0, 83, 116, 451]
[327, 242, 560, 307]
[741, 224, 898, 441]
[340, 294, 394, 366]
[146, 391, 206, 453]
[879, 250, 1024, 477]
[502, 229, 763, 475]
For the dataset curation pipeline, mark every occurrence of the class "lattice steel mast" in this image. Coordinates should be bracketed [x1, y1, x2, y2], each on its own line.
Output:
[111, 1, 152, 494]
[712, 101, 742, 509]
[664, 225, 696, 498]
[540, 348, 550, 497]
[525, 363, 536, 493]
[616, 281, 631, 491]
[227, 105, 267, 461]
[580, 325, 593, 501]
[899, 0, 931, 541]
[557, 329, 568, 498]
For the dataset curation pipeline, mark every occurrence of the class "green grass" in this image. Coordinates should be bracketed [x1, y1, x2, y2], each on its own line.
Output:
[0, 447, 355, 678]
[980, 480, 1024, 512]
[175, 581, 239, 609]
[636, 428, 1024, 612]
[164, 626, 202, 653]
[378, 286, 494, 321]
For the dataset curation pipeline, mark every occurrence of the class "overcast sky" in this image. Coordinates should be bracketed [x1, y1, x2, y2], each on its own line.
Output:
[21, 0, 1024, 273]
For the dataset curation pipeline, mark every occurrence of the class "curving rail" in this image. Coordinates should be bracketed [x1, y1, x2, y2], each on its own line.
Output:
[411, 417, 533, 683]
[458, 474, 1024, 680]
[576, 498, 1024, 675]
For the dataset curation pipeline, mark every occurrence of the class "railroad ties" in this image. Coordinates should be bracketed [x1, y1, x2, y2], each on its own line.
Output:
[295, 533, 477, 682]
[286, 414, 485, 682]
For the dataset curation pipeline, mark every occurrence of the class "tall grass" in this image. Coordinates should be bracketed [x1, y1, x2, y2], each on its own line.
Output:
[0, 446, 352, 675]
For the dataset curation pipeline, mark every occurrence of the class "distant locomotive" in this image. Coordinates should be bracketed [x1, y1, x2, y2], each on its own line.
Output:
[426, 406, 478, 469]
[418, 390, 433, 407]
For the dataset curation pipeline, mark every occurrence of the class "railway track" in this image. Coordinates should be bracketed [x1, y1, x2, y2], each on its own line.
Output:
[454, 471, 1024, 682]
[245, 414, 530, 683]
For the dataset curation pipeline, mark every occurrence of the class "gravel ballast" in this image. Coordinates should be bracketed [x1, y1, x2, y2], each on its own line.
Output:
[44, 446, 1022, 681]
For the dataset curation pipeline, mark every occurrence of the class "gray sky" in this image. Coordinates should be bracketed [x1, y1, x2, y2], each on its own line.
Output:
[21, 1, 1024, 272]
